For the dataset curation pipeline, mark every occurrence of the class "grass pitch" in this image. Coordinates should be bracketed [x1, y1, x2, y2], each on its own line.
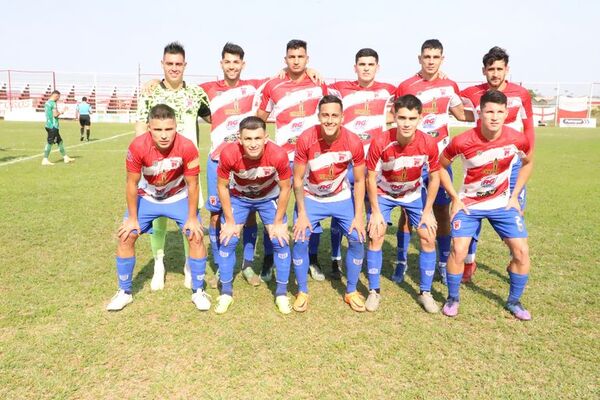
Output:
[0, 120, 598, 399]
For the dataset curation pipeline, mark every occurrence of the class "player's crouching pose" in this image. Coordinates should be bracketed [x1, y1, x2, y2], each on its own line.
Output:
[439, 90, 533, 320]
[106, 104, 211, 312]
[292, 95, 366, 313]
[366, 95, 440, 312]
[216, 117, 293, 314]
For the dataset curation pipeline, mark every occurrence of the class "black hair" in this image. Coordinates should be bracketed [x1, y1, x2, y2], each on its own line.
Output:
[483, 46, 509, 67]
[393, 94, 423, 113]
[222, 42, 245, 60]
[355, 48, 379, 63]
[286, 39, 307, 52]
[239, 116, 266, 133]
[421, 39, 443, 53]
[480, 90, 508, 108]
[82, 96, 87, 101]
[149, 104, 176, 121]
[163, 41, 185, 59]
[318, 95, 343, 112]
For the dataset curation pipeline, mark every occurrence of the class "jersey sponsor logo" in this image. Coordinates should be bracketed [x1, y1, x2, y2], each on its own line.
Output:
[318, 164, 336, 181]
[482, 159, 500, 176]
[476, 188, 497, 197]
[453, 220, 461, 230]
[390, 183, 405, 191]
[481, 176, 497, 187]
[290, 121, 304, 132]
[357, 132, 371, 141]
[224, 133, 239, 142]
[422, 98, 438, 114]
[354, 119, 368, 129]
[317, 182, 334, 192]
[226, 120, 240, 130]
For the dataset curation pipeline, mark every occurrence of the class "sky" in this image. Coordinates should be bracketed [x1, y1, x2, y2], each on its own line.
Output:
[1, 0, 598, 92]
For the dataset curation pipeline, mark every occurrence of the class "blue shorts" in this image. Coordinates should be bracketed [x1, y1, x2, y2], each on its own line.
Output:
[423, 165, 452, 206]
[368, 195, 425, 228]
[205, 158, 222, 213]
[220, 196, 286, 225]
[294, 196, 361, 241]
[124, 196, 201, 234]
[452, 208, 527, 240]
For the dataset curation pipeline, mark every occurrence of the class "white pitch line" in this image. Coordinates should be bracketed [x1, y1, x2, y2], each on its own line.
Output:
[0, 130, 134, 167]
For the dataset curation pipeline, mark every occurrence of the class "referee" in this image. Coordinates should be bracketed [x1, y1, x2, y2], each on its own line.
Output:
[76, 96, 93, 141]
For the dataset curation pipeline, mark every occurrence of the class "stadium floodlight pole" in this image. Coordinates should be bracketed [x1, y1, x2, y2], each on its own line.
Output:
[587, 82, 594, 119]
[7, 70, 11, 111]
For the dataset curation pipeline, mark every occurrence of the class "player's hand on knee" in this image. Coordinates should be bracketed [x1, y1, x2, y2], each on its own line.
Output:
[418, 211, 438, 238]
[368, 212, 386, 240]
[293, 214, 312, 242]
[268, 223, 289, 247]
[219, 222, 241, 246]
[183, 218, 204, 242]
[118, 218, 141, 240]
[349, 218, 366, 243]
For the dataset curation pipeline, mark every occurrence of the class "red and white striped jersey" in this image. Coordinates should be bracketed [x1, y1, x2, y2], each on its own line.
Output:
[442, 126, 530, 210]
[294, 126, 365, 203]
[395, 75, 462, 155]
[126, 133, 199, 204]
[217, 140, 291, 201]
[259, 74, 327, 161]
[200, 79, 269, 160]
[328, 80, 395, 155]
[460, 82, 535, 150]
[367, 129, 440, 203]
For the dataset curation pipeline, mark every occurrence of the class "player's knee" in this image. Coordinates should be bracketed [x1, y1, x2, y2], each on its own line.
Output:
[368, 236, 383, 251]
[450, 241, 469, 260]
[418, 231, 436, 252]
[118, 232, 138, 248]
[511, 242, 530, 264]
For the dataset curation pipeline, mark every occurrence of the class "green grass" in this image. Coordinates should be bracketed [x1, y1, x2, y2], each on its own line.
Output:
[0, 120, 599, 399]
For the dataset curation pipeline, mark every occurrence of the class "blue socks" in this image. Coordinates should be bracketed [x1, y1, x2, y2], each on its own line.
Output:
[330, 219, 342, 260]
[242, 225, 258, 262]
[437, 235, 451, 265]
[447, 272, 462, 300]
[419, 250, 437, 292]
[292, 238, 310, 293]
[217, 236, 239, 295]
[208, 224, 220, 271]
[309, 232, 320, 256]
[508, 271, 529, 304]
[188, 256, 207, 292]
[263, 229, 274, 256]
[116, 256, 135, 293]
[272, 238, 291, 297]
[366, 249, 382, 290]
[345, 239, 364, 293]
[397, 231, 411, 265]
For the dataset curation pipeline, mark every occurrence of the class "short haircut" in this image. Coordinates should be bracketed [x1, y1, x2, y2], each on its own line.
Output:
[239, 116, 266, 133]
[286, 39, 307, 52]
[149, 104, 176, 121]
[51, 90, 60, 96]
[480, 90, 507, 108]
[355, 48, 379, 63]
[394, 94, 423, 114]
[318, 95, 343, 112]
[483, 46, 509, 67]
[222, 42, 245, 60]
[163, 41, 185, 58]
[82, 96, 87, 101]
[421, 39, 443, 53]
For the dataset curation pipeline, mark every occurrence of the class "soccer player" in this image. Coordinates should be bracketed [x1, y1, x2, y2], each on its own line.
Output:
[200, 43, 272, 288]
[215, 116, 292, 314]
[393, 39, 466, 285]
[459, 46, 535, 282]
[41, 90, 74, 166]
[326, 48, 396, 280]
[366, 95, 440, 312]
[136, 42, 211, 292]
[76, 96, 93, 141]
[106, 104, 211, 312]
[292, 95, 366, 312]
[439, 90, 533, 320]
[257, 39, 328, 282]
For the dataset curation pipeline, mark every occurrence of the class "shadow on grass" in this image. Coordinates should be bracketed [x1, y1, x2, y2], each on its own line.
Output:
[462, 261, 508, 308]
[477, 262, 510, 284]
[0, 154, 27, 163]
